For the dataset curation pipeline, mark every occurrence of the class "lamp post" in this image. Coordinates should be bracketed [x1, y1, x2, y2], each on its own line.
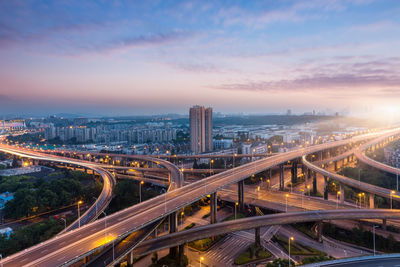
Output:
[77, 200, 83, 228]
[92, 196, 97, 215]
[391, 190, 395, 209]
[180, 211, 184, 225]
[397, 163, 399, 191]
[139, 181, 144, 203]
[285, 194, 289, 212]
[373, 225, 378, 256]
[307, 185, 310, 197]
[235, 202, 238, 219]
[300, 189, 304, 209]
[200, 256, 204, 267]
[267, 179, 270, 190]
[60, 218, 66, 230]
[336, 191, 341, 209]
[288, 236, 294, 267]
[209, 159, 214, 175]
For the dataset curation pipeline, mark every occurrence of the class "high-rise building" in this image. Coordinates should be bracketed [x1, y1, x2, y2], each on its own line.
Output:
[190, 106, 213, 154]
[205, 107, 213, 152]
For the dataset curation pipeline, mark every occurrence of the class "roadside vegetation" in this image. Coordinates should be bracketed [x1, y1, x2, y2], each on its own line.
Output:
[234, 243, 272, 265]
[2, 170, 102, 219]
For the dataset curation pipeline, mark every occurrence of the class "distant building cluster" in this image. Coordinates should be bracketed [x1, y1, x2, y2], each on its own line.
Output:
[384, 146, 400, 167]
[0, 165, 42, 177]
[45, 125, 177, 144]
[190, 105, 213, 154]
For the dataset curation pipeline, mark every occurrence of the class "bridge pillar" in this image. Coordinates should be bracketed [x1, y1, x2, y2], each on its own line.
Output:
[369, 194, 375, 209]
[313, 171, 317, 195]
[178, 244, 185, 266]
[382, 218, 387, 231]
[210, 192, 217, 224]
[255, 227, 261, 247]
[169, 212, 178, 257]
[291, 160, 298, 184]
[317, 221, 323, 243]
[279, 164, 285, 190]
[128, 251, 134, 266]
[238, 180, 244, 212]
[340, 184, 344, 203]
[323, 176, 328, 200]
[334, 161, 338, 171]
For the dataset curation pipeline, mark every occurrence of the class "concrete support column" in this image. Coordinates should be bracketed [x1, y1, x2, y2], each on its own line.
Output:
[340, 184, 344, 203]
[178, 244, 185, 266]
[238, 181, 244, 212]
[317, 221, 323, 243]
[291, 161, 298, 184]
[369, 194, 375, 209]
[255, 227, 261, 247]
[210, 192, 217, 224]
[128, 251, 134, 266]
[279, 164, 285, 191]
[169, 212, 178, 257]
[383, 218, 387, 231]
[323, 176, 328, 200]
[313, 171, 317, 195]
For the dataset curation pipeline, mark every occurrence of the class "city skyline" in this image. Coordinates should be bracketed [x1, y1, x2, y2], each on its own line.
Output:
[1, 1, 400, 117]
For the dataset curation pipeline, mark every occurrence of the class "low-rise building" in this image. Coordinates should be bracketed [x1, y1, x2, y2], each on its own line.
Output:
[0, 191, 14, 209]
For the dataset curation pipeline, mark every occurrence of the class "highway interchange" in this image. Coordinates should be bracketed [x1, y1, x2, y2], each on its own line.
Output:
[1, 128, 400, 266]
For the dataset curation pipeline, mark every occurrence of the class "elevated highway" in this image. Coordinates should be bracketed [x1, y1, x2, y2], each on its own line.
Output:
[131, 209, 400, 257]
[1, 128, 400, 266]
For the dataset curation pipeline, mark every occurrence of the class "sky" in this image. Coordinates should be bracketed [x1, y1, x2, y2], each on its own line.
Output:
[0, 0, 400, 117]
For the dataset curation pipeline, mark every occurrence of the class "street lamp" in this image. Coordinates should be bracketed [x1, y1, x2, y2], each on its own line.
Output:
[300, 189, 304, 209]
[200, 256, 204, 267]
[307, 185, 310, 197]
[180, 211, 184, 225]
[358, 193, 362, 209]
[60, 218, 66, 230]
[139, 181, 144, 203]
[336, 191, 341, 209]
[391, 190, 395, 209]
[288, 236, 294, 267]
[285, 194, 289, 212]
[235, 202, 239, 219]
[77, 200, 83, 228]
[266, 179, 270, 190]
[373, 225, 378, 256]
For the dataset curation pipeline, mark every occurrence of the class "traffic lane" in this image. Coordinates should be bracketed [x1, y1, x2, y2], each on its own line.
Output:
[322, 257, 400, 267]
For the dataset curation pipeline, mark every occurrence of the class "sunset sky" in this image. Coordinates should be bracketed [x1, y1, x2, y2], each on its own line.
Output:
[0, 0, 399, 116]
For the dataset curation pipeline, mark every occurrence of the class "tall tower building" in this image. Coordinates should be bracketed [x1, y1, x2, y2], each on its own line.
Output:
[190, 106, 213, 154]
[205, 107, 213, 152]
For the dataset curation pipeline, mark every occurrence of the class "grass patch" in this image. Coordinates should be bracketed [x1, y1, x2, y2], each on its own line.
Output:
[183, 223, 195, 230]
[274, 235, 325, 256]
[300, 255, 335, 265]
[188, 235, 224, 251]
[222, 212, 245, 221]
[234, 243, 271, 265]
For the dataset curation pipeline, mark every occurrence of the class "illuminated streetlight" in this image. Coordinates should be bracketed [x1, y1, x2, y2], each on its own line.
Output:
[200, 256, 204, 267]
[235, 202, 239, 219]
[77, 200, 83, 228]
[140, 181, 144, 203]
[391, 190, 395, 209]
[289, 236, 294, 267]
[285, 194, 289, 212]
[336, 191, 341, 209]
